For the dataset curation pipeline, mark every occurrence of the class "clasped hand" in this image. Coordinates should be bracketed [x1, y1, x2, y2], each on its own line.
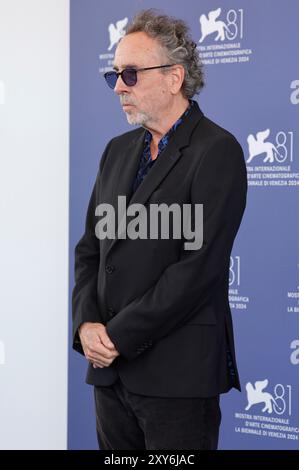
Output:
[79, 322, 120, 368]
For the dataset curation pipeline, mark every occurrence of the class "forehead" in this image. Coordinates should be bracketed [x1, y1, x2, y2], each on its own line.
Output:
[113, 32, 164, 69]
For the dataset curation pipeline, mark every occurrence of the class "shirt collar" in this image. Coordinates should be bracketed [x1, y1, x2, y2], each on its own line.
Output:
[144, 99, 195, 151]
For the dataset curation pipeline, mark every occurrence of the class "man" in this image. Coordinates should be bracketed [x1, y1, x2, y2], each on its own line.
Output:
[72, 10, 247, 450]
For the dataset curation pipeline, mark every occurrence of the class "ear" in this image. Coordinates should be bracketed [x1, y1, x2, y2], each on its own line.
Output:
[169, 65, 185, 95]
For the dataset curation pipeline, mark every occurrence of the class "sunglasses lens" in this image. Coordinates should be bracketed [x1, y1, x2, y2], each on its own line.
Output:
[104, 72, 118, 89]
[122, 69, 137, 86]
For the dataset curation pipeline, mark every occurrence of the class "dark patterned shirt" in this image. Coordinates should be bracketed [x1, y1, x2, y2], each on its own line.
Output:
[132, 100, 195, 194]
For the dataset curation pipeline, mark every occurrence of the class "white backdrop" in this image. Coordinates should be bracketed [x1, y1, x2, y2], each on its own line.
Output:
[0, 0, 69, 449]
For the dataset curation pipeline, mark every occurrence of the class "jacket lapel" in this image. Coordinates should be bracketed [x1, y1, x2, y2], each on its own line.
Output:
[101, 129, 145, 255]
[105, 102, 204, 256]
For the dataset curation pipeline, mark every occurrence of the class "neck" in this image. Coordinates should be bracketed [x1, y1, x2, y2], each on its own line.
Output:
[143, 96, 190, 148]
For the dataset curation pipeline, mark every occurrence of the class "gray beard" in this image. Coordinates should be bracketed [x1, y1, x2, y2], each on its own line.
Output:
[125, 110, 151, 126]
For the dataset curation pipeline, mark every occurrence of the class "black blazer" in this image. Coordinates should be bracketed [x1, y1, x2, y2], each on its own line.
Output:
[72, 102, 247, 397]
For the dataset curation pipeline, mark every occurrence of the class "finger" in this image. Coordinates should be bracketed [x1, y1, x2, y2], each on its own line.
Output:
[88, 352, 113, 366]
[93, 359, 110, 368]
[89, 360, 102, 369]
[90, 358, 104, 368]
[89, 343, 117, 359]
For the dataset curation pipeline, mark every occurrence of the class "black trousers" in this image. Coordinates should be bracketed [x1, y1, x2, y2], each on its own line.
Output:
[94, 376, 221, 450]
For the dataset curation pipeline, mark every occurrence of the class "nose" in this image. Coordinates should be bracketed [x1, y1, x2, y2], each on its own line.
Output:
[114, 74, 130, 95]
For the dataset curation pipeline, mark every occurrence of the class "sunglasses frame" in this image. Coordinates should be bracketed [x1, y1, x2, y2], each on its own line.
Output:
[104, 64, 174, 89]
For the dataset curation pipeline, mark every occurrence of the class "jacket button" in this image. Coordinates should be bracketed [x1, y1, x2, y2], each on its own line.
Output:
[107, 307, 115, 318]
[105, 264, 115, 274]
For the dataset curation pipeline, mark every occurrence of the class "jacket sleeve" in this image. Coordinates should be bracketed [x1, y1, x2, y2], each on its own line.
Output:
[106, 136, 247, 360]
[72, 140, 112, 355]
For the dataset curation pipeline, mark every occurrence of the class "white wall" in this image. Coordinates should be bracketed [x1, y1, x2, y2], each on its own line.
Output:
[0, 0, 69, 449]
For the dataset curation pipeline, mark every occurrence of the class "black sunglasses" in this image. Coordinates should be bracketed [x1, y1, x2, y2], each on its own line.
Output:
[104, 64, 173, 89]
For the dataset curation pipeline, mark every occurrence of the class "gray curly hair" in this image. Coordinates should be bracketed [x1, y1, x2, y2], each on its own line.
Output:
[125, 9, 204, 99]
